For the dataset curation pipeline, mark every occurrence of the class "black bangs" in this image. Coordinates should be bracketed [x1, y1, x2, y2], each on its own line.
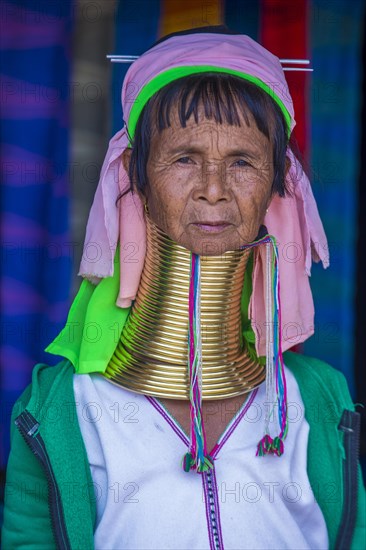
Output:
[150, 73, 280, 141]
[121, 72, 291, 202]
[153, 74, 249, 130]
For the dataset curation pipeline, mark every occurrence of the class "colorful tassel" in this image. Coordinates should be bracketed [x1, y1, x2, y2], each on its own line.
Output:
[239, 231, 288, 458]
[183, 253, 214, 473]
[256, 434, 274, 456]
[183, 230, 288, 472]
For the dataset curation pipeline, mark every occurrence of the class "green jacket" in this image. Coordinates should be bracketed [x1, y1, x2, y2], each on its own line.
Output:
[2, 351, 366, 550]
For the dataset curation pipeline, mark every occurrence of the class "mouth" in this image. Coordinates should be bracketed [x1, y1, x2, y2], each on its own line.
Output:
[192, 221, 232, 233]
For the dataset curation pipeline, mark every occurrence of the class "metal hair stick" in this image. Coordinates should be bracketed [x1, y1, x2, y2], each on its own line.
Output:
[279, 59, 310, 64]
[283, 68, 313, 72]
[106, 55, 313, 71]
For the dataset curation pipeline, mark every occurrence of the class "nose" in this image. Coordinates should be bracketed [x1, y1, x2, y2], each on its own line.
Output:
[192, 162, 231, 205]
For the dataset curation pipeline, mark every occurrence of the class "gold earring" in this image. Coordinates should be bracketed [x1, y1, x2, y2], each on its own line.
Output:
[144, 202, 149, 214]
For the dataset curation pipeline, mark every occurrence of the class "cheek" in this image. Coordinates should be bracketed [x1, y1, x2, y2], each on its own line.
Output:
[235, 177, 272, 234]
[146, 170, 192, 231]
[239, 197, 263, 231]
[237, 177, 271, 213]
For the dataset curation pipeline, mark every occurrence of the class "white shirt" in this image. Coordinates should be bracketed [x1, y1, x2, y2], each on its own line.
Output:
[73, 367, 329, 550]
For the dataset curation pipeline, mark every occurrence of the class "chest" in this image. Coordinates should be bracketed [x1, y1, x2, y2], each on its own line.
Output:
[158, 394, 249, 452]
[73, 371, 329, 550]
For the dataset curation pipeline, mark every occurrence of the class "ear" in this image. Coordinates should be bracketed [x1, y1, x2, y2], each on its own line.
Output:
[120, 147, 146, 202]
[121, 147, 132, 174]
[285, 155, 291, 178]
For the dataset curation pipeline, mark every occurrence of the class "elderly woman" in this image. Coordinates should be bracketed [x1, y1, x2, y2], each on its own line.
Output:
[3, 26, 365, 550]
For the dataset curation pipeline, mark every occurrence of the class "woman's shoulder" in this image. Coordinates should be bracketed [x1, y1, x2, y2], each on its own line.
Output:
[12, 358, 75, 420]
[284, 350, 354, 411]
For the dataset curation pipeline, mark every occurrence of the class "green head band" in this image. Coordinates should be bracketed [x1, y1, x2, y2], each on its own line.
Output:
[126, 65, 292, 145]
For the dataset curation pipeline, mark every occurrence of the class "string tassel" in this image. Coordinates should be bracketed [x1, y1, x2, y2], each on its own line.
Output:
[183, 231, 288, 472]
[238, 232, 288, 458]
[183, 253, 214, 473]
[254, 235, 288, 457]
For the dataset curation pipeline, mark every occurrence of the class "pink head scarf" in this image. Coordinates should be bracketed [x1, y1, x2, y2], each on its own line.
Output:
[78, 31, 329, 357]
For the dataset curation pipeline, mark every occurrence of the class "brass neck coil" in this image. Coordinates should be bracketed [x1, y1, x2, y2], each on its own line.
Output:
[104, 213, 265, 399]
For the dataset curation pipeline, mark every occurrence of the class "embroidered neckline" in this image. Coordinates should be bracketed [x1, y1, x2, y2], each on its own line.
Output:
[146, 388, 259, 458]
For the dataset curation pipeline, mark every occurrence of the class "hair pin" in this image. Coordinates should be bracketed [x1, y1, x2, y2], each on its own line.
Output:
[279, 59, 310, 64]
[282, 68, 313, 72]
[107, 55, 139, 63]
[106, 55, 312, 71]
[280, 59, 312, 72]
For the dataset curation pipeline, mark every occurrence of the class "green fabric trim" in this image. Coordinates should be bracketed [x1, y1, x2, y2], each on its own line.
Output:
[46, 250, 261, 373]
[284, 351, 366, 550]
[127, 65, 292, 144]
[45, 279, 94, 368]
[2, 360, 96, 549]
[46, 255, 131, 374]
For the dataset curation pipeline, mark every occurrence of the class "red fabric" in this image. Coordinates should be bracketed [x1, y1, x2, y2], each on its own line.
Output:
[260, 0, 309, 158]
[260, 0, 310, 354]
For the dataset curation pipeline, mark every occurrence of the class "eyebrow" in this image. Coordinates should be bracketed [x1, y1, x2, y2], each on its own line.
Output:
[166, 146, 260, 160]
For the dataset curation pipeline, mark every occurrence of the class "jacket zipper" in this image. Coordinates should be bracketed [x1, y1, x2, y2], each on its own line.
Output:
[335, 409, 361, 550]
[15, 409, 72, 550]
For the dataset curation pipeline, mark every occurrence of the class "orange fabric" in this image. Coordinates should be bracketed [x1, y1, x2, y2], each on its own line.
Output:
[159, 0, 223, 37]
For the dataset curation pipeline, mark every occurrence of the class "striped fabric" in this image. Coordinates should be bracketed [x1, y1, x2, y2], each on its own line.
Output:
[1, 0, 73, 467]
[304, 0, 365, 394]
[259, 0, 364, 393]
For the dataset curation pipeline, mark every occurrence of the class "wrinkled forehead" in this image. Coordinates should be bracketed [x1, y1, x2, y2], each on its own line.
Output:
[148, 111, 272, 162]
[148, 118, 273, 165]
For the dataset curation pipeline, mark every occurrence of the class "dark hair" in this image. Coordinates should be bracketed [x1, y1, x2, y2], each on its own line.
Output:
[148, 24, 242, 49]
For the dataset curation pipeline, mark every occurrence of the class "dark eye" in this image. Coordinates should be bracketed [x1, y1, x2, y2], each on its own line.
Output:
[176, 156, 193, 164]
[233, 159, 251, 167]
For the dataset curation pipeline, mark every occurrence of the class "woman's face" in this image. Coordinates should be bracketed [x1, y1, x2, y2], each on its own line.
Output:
[125, 103, 275, 256]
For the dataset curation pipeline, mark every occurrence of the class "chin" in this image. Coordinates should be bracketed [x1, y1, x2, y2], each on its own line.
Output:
[186, 239, 236, 257]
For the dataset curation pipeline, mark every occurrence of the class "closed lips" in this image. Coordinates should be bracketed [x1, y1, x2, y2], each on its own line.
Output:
[193, 221, 231, 225]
